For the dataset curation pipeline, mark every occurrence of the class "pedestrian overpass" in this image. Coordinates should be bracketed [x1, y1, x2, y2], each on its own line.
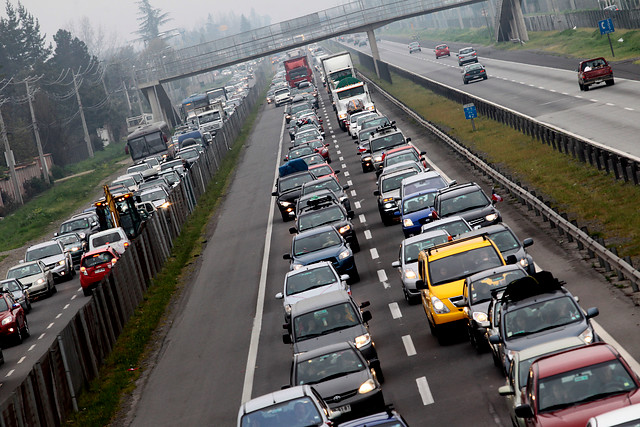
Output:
[137, 0, 526, 126]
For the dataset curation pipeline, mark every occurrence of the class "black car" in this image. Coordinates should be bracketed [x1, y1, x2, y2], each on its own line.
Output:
[292, 195, 360, 252]
[289, 342, 385, 420]
[273, 170, 317, 221]
[54, 232, 87, 268]
[429, 182, 501, 229]
[55, 213, 100, 243]
[300, 176, 351, 214]
[296, 189, 345, 217]
[462, 63, 487, 84]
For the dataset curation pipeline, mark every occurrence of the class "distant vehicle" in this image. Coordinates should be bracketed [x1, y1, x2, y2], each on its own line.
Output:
[462, 63, 488, 84]
[88, 227, 130, 255]
[435, 44, 450, 58]
[408, 42, 421, 53]
[125, 121, 175, 163]
[578, 57, 614, 91]
[457, 47, 478, 66]
[284, 55, 313, 88]
[180, 93, 209, 121]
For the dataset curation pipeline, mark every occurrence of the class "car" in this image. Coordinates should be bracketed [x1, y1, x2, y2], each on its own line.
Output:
[6, 260, 55, 299]
[283, 225, 359, 282]
[377, 145, 427, 178]
[55, 213, 101, 243]
[408, 41, 421, 53]
[88, 227, 131, 255]
[0, 278, 31, 312]
[298, 153, 326, 167]
[352, 112, 379, 140]
[511, 342, 640, 426]
[137, 177, 171, 194]
[292, 195, 360, 252]
[300, 176, 351, 213]
[54, 232, 87, 268]
[457, 264, 528, 352]
[25, 240, 74, 283]
[177, 147, 201, 166]
[604, 4, 620, 11]
[368, 123, 410, 172]
[308, 163, 339, 181]
[138, 186, 170, 209]
[127, 162, 156, 179]
[578, 57, 614, 91]
[111, 175, 139, 192]
[457, 47, 478, 66]
[459, 223, 536, 274]
[586, 402, 640, 427]
[275, 261, 350, 321]
[296, 189, 345, 217]
[237, 384, 339, 427]
[392, 230, 450, 304]
[0, 291, 29, 345]
[159, 170, 181, 188]
[274, 87, 292, 107]
[79, 247, 120, 296]
[301, 139, 331, 163]
[420, 214, 473, 237]
[357, 116, 391, 141]
[286, 99, 313, 123]
[399, 189, 438, 238]
[273, 170, 317, 222]
[348, 111, 377, 139]
[428, 182, 502, 229]
[400, 170, 450, 200]
[487, 271, 600, 374]
[462, 63, 487, 84]
[285, 145, 316, 162]
[160, 159, 186, 176]
[373, 165, 420, 226]
[358, 39, 367, 47]
[435, 43, 450, 58]
[415, 233, 516, 343]
[289, 342, 385, 420]
[283, 290, 379, 376]
[339, 406, 409, 427]
[498, 336, 587, 427]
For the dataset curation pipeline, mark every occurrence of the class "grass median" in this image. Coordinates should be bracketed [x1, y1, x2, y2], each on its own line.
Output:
[64, 89, 267, 426]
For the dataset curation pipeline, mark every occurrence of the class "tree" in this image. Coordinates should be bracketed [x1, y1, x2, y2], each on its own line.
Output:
[239, 14, 251, 33]
[135, 0, 172, 46]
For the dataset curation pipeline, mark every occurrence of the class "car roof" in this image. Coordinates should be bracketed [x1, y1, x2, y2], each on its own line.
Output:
[294, 341, 356, 361]
[380, 161, 421, 179]
[516, 336, 586, 363]
[422, 234, 494, 260]
[290, 289, 352, 315]
[532, 342, 620, 379]
[240, 385, 313, 414]
[285, 261, 336, 278]
[140, 187, 168, 196]
[402, 170, 444, 185]
[437, 182, 482, 197]
[82, 247, 119, 258]
[404, 229, 450, 245]
[90, 227, 126, 239]
[293, 224, 339, 239]
[466, 264, 525, 284]
[27, 240, 61, 250]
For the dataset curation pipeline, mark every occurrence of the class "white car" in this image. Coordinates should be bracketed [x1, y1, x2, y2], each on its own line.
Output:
[138, 186, 170, 209]
[25, 240, 73, 282]
[348, 111, 377, 139]
[6, 260, 55, 299]
[88, 227, 131, 255]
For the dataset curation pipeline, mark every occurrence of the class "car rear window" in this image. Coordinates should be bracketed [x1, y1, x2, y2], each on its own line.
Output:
[82, 252, 115, 268]
[92, 232, 123, 248]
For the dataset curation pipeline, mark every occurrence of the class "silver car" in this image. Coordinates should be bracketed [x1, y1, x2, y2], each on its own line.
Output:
[6, 260, 55, 299]
[1, 278, 32, 312]
[25, 240, 73, 283]
[457, 47, 478, 66]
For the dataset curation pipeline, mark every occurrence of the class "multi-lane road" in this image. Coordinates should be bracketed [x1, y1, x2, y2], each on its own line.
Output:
[123, 57, 640, 426]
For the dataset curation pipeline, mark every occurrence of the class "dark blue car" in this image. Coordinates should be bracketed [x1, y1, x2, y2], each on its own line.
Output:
[284, 225, 359, 283]
[399, 189, 438, 238]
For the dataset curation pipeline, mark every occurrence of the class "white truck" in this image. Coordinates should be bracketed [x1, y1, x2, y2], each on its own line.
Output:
[196, 100, 227, 135]
[332, 77, 376, 131]
[321, 52, 355, 92]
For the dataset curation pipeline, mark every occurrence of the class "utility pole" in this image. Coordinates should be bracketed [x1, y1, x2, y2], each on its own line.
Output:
[0, 105, 24, 205]
[25, 80, 50, 184]
[72, 70, 94, 158]
[123, 81, 133, 113]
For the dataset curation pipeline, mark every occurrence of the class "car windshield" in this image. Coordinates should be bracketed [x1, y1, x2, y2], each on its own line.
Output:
[298, 206, 345, 231]
[286, 266, 338, 296]
[381, 171, 417, 193]
[403, 192, 436, 214]
[60, 218, 89, 233]
[301, 154, 324, 166]
[56, 234, 79, 245]
[302, 179, 341, 196]
[2, 280, 21, 293]
[240, 397, 322, 427]
[469, 270, 528, 305]
[370, 133, 405, 153]
[288, 147, 314, 159]
[386, 151, 419, 167]
[179, 150, 199, 160]
[140, 190, 167, 203]
[26, 243, 62, 261]
[428, 247, 503, 286]
[361, 117, 389, 131]
[293, 302, 360, 340]
[488, 229, 520, 252]
[403, 176, 447, 196]
[295, 348, 365, 385]
[309, 165, 332, 179]
[537, 360, 637, 413]
[92, 232, 122, 248]
[82, 252, 115, 268]
[439, 190, 489, 216]
[114, 177, 136, 188]
[504, 296, 583, 339]
[293, 229, 342, 256]
[403, 236, 450, 263]
[460, 48, 474, 54]
[279, 174, 314, 193]
[7, 264, 42, 279]
[295, 134, 320, 144]
[356, 114, 377, 127]
[424, 219, 472, 237]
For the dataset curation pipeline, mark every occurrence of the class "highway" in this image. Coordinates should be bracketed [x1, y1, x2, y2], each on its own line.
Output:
[124, 62, 640, 426]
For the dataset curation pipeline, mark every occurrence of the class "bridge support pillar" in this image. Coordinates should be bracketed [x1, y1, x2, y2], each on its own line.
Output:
[140, 83, 180, 128]
[511, 0, 529, 42]
[366, 28, 381, 79]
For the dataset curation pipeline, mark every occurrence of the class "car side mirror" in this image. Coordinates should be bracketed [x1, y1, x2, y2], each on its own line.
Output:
[360, 301, 370, 308]
[415, 279, 426, 290]
[275, 292, 283, 299]
[342, 185, 350, 190]
[362, 310, 372, 323]
[498, 385, 515, 396]
[488, 334, 501, 344]
[406, 137, 411, 143]
[334, 170, 341, 174]
[282, 334, 292, 345]
[505, 255, 518, 265]
[448, 180, 457, 187]
[391, 261, 400, 268]
[283, 254, 292, 260]
[356, 152, 362, 156]
[271, 191, 278, 197]
[522, 238, 533, 248]
[373, 190, 380, 196]
[586, 307, 599, 319]
[420, 151, 426, 155]
[340, 274, 350, 282]
[12, 303, 20, 309]
[53, 232, 58, 237]
[289, 227, 297, 234]
[514, 404, 534, 419]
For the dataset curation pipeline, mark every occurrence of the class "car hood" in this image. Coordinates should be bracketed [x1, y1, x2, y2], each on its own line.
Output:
[278, 188, 303, 203]
[403, 207, 435, 223]
[293, 246, 347, 266]
[294, 325, 367, 354]
[504, 321, 591, 353]
[31, 254, 64, 266]
[443, 205, 494, 222]
[536, 390, 640, 427]
[284, 282, 346, 307]
[11, 273, 44, 287]
[310, 370, 373, 403]
[501, 246, 527, 261]
[380, 189, 401, 200]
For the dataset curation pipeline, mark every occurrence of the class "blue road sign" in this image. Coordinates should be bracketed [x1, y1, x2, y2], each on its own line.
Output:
[464, 103, 477, 120]
[599, 18, 614, 35]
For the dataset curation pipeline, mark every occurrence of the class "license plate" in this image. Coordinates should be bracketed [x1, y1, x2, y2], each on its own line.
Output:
[336, 404, 351, 413]
[95, 268, 105, 273]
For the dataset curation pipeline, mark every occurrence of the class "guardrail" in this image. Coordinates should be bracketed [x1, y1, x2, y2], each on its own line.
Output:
[0, 65, 270, 425]
[344, 48, 640, 292]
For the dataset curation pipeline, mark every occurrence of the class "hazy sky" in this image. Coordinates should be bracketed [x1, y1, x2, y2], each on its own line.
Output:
[9, 0, 344, 46]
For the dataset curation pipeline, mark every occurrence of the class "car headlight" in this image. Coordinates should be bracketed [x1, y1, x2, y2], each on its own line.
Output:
[285, 304, 292, 315]
[36, 278, 45, 285]
[431, 296, 450, 314]
[339, 113, 347, 119]
[472, 311, 488, 323]
[366, 105, 376, 111]
[373, 155, 383, 162]
[292, 263, 303, 270]
[358, 379, 376, 394]
[71, 247, 79, 252]
[58, 260, 66, 266]
[403, 218, 414, 227]
[338, 224, 351, 234]
[363, 156, 372, 161]
[159, 201, 171, 209]
[404, 269, 417, 280]
[79, 233, 86, 239]
[519, 258, 530, 268]
[579, 327, 595, 344]
[354, 333, 371, 348]
[338, 250, 351, 260]
[279, 201, 292, 207]
[485, 213, 499, 222]
[2, 317, 12, 325]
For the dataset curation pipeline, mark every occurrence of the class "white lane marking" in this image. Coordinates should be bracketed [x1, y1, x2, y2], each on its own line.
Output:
[56, 313, 62, 319]
[17, 357, 25, 364]
[370, 248, 379, 259]
[332, 135, 336, 139]
[46, 323, 54, 330]
[416, 377, 435, 405]
[590, 99, 598, 102]
[403, 335, 417, 356]
[538, 86, 545, 89]
[71, 295, 77, 300]
[339, 157, 344, 161]
[562, 92, 569, 95]
[341, 163, 347, 169]
[593, 321, 640, 375]
[347, 180, 353, 186]
[354, 201, 361, 209]
[550, 89, 556, 93]
[38, 333, 45, 340]
[344, 171, 350, 177]
[77, 287, 81, 292]
[5, 370, 14, 378]
[336, 150, 341, 155]
[606, 103, 614, 106]
[389, 302, 402, 319]
[377, 269, 387, 282]
[330, 130, 334, 134]
[350, 190, 356, 197]
[625, 107, 635, 111]
[28, 345, 35, 352]
[63, 304, 69, 310]
[359, 214, 366, 224]
[241, 112, 286, 404]
[364, 230, 372, 240]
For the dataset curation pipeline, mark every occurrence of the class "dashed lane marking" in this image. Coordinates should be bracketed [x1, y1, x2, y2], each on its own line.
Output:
[341, 164, 347, 169]
[38, 333, 45, 340]
[364, 230, 372, 240]
[56, 313, 62, 319]
[17, 357, 25, 364]
[370, 248, 379, 259]
[389, 302, 402, 319]
[5, 370, 14, 378]
[46, 323, 54, 330]
[359, 214, 366, 224]
[63, 304, 69, 310]
[402, 335, 417, 356]
[347, 180, 353, 186]
[354, 201, 361, 209]
[416, 377, 435, 405]
[344, 171, 350, 177]
[377, 269, 387, 282]
[350, 190, 357, 197]
[28, 345, 35, 352]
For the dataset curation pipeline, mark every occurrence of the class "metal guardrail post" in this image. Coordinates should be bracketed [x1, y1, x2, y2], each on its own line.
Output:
[56, 336, 78, 412]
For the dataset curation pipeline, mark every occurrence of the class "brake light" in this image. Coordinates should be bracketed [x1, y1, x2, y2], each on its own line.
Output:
[124, 242, 129, 248]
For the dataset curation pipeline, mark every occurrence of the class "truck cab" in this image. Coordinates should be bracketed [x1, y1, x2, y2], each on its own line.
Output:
[578, 57, 614, 91]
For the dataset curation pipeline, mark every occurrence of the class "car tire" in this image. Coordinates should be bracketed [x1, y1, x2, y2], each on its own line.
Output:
[583, 84, 590, 91]
[373, 363, 385, 384]
[468, 327, 485, 353]
[578, 82, 585, 91]
[15, 326, 22, 345]
[362, 164, 368, 173]
[350, 235, 360, 253]
[606, 78, 615, 86]
[22, 318, 30, 339]
[348, 266, 360, 284]
[26, 300, 32, 313]
[483, 76, 488, 80]
[83, 287, 93, 297]
[463, 79, 468, 85]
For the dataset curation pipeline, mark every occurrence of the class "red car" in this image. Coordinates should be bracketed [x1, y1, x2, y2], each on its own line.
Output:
[435, 44, 450, 58]
[301, 139, 331, 163]
[513, 342, 640, 426]
[308, 163, 340, 181]
[80, 247, 120, 296]
[0, 291, 28, 345]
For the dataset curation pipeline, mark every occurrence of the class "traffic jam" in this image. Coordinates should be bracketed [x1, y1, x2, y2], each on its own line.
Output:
[237, 45, 640, 426]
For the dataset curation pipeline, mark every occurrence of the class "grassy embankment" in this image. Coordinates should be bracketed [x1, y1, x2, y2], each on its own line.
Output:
[341, 41, 640, 270]
[64, 87, 267, 426]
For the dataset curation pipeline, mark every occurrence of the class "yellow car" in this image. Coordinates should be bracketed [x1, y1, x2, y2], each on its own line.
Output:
[415, 234, 515, 343]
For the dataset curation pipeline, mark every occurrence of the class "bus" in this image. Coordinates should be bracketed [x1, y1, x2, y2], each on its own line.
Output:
[125, 121, 175, 163]
[206, 87, 227, 105]
[181, 93, 208, 120]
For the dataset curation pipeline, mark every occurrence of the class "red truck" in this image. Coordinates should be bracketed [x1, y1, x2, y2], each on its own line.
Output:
[284, 55, 312, 88]
[578, 57, 614, 91]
